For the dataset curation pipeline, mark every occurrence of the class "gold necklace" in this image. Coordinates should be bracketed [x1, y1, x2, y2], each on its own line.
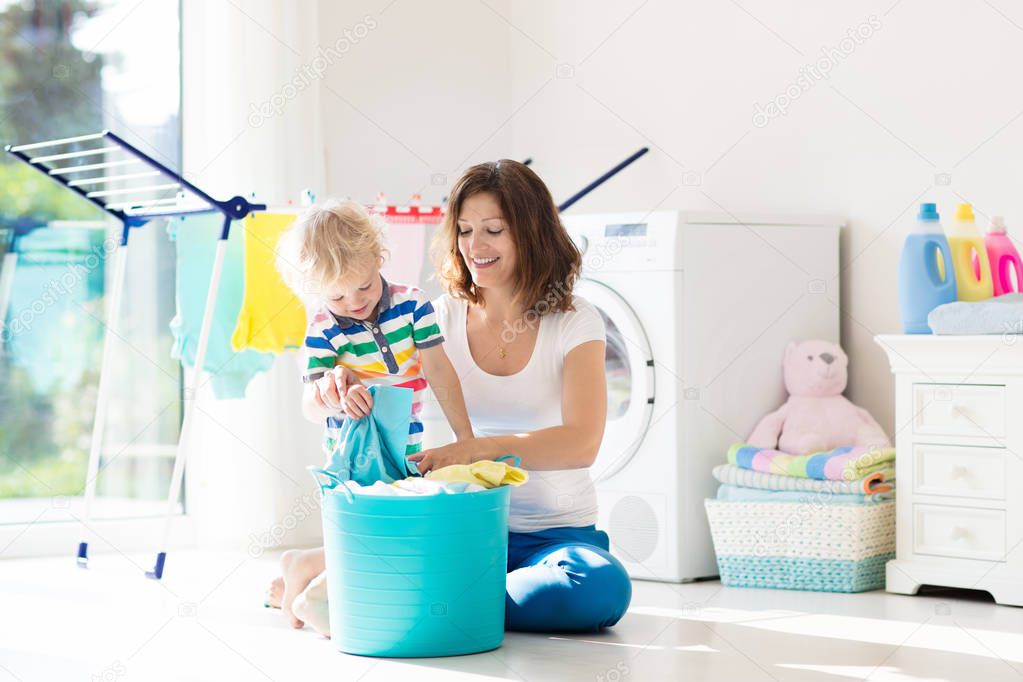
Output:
[480, 308, 516, 359]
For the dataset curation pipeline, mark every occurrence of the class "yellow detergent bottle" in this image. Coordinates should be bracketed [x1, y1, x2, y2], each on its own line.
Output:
[946, 203, 994, 301]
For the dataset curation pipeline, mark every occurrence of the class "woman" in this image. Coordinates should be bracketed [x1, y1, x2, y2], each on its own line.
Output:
[408, 160, 632, 632]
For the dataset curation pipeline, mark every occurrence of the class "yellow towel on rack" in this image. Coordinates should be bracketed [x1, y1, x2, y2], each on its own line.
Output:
[230, 213, 307, 353]
[426, 460, 528, 489]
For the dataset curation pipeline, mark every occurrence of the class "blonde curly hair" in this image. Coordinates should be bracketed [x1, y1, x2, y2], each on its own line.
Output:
[276, 199, 388, 299]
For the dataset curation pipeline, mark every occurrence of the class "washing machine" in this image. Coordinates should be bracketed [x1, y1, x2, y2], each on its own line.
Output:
[560, 210, 840, 582]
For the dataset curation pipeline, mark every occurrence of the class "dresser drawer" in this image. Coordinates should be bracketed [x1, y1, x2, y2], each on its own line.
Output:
[912, 383, 1006, 438]
[912, 444, 1006, 500]
[913, 504, 1006, 562]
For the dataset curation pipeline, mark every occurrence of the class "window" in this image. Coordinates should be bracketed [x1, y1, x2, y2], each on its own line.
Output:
[1, 0, 182, 527]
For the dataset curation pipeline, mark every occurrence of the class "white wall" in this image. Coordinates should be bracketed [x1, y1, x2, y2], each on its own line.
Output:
[498, 0, 1023, 434]
[317, 0, 514, 206]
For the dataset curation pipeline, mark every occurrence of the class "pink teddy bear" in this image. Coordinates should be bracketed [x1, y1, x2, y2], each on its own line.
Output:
[746, 339, 890, 455]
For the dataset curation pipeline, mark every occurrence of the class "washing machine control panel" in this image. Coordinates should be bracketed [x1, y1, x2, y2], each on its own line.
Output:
[603, 222, 647, 238]
[563, 210, 680, 270]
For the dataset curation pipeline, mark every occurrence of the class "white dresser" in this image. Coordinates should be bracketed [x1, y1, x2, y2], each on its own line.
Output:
[876, 335, 1023, 606]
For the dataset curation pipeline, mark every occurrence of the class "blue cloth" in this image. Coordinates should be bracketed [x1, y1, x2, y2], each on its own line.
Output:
[324, 384, 419, 485]
[5, 226, 105, 393]
[505, 525, 631, 632]
[716, 483, 893, 505]
[928, 292, 1023, 335]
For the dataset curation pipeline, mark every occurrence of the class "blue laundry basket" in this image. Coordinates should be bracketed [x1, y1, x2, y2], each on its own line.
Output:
[311, 468, 511, 658]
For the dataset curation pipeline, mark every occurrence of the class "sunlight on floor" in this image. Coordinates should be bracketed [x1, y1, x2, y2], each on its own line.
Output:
[777, 664, 945, 682]
[631, 599, 1023, 670]
[5, 552, 1023, 682]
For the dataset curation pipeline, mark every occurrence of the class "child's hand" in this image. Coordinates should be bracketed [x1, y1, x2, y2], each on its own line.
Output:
[313, 375, 342, 412]
[343, 384, 373, 419]
[328, 366, 357, 398]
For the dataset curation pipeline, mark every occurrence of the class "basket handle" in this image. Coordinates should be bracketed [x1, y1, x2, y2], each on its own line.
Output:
[496, 454, 522, 469]
[307, 466, 355, 504]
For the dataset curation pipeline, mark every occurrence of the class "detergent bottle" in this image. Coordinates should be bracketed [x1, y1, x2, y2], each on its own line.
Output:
[976, 216, 1023, 296]
[898, 203, 956, 333]
[947, 203, 994, 301]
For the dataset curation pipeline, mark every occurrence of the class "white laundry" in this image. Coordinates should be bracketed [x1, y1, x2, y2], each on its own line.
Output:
[341, 478, 485, 497]
[394, 478, 485, 495]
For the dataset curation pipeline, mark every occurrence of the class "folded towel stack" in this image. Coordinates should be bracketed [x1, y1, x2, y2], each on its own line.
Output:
[705, 443, 897, 593]
[715, 443, 897, 504]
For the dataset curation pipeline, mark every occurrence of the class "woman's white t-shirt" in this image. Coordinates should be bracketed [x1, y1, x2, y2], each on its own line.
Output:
[433, 294, 606, 532]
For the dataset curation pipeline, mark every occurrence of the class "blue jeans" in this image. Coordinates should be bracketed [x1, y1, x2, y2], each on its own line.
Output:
[505, 525, 632, 632]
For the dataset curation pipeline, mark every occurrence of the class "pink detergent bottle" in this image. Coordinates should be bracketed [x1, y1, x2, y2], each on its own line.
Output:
[973, 216, 1023, 296]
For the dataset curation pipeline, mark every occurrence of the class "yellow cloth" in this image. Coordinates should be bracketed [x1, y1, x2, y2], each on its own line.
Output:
[426, 460, 528, 489]
[230, 213, 307, 353]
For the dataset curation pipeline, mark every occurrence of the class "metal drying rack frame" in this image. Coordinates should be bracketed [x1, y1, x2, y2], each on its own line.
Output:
[5, 130, 266, 580]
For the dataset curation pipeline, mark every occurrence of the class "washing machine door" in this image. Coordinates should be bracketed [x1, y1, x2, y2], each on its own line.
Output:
[575, 279, 655, 483]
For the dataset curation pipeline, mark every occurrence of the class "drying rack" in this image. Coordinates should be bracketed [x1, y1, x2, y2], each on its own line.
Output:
[435, 148, 647, 210]
[4, 130, 266, 580]
[3, 132, 647, 580]
[558, 148, 648, 212]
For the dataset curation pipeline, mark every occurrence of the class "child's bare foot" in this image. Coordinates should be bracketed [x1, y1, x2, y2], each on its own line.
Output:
[281, 549, 324, 628]
[293, 571, 330, 638]
[264, 576, 284, 609]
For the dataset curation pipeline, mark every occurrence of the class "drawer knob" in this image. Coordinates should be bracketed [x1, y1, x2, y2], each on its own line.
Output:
[950, 465, 970, 480]
[952, 526, 971, 542]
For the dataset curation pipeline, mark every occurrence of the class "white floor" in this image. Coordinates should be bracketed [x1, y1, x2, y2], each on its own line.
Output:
[4, 551, 1023, 682]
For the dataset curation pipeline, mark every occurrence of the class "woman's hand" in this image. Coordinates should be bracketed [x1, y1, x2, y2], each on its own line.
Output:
[408, 440, 476, 474]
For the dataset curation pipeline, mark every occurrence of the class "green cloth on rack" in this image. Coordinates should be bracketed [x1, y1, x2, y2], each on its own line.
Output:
[168, 214, 274, 399]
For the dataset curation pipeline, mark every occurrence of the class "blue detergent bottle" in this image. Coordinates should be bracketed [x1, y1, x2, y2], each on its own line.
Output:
[898, 203, 957, 333]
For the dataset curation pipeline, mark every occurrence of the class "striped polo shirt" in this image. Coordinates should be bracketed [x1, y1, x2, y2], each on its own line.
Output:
[302, 276, 444, 456]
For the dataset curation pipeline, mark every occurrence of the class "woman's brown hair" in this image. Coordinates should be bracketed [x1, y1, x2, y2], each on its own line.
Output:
[433, 160, 582, 315]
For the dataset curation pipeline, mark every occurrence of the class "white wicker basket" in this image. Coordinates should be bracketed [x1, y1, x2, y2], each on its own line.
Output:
[704, 499, 895, 592]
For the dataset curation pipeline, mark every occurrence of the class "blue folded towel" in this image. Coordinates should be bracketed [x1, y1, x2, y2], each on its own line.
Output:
[716, 484, 893, 505]
[928, 293, 1023, 335]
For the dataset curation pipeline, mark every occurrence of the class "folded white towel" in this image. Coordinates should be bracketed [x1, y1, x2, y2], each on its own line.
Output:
[928, 293, 1023, 335]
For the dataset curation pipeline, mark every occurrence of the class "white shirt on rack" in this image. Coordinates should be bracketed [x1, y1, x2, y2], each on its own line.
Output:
[433, 293, 606, 532]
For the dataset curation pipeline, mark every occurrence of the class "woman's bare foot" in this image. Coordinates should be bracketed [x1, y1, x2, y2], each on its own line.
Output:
[281, 548, 325, 629]
[264, 576, 284, 609]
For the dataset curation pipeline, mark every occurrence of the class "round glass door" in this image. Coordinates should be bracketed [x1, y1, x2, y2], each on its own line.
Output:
[604, 311, 632, 420]
[574, 279, 655, 482]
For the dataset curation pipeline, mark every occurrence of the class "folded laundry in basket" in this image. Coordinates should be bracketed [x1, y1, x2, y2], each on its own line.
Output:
[325, 384, 419, 485]
[928, 293, 1023, 335]
[426, 459, 529, 489]
[342, 478, 486, 496]
[727, 443, 895, 482]
[712, 463, 894, 495]
[715, 484, 893, 505]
